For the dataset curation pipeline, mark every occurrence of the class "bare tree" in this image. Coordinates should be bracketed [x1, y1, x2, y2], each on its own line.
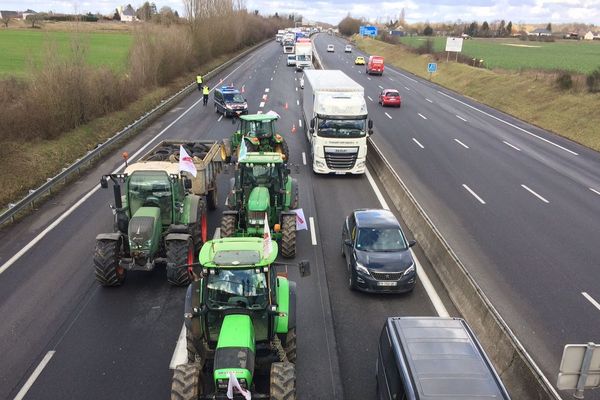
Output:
[1, 16, 11, 28]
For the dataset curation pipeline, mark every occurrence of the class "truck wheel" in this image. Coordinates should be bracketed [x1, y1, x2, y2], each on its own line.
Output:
[220, 214, 237, 238]
[207, 187, 218, 211]
[270, 362, 296, 400]
[166, 239, 193, 286]
[94, 239, 125, 287]
[171, 363, 204, 400]
[282, 328, 297, 363]
[280, 215, 296, 258]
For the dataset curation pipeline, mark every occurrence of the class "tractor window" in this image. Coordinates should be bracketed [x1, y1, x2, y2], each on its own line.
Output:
[128, 171, 173, 225]
[244, 120, 274, 138]
[206, 269, 268, 310]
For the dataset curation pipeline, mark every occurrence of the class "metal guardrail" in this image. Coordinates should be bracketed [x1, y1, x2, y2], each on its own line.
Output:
[0, 40, 269, 226]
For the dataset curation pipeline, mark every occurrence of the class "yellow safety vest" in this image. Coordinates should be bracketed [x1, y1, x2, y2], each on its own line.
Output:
[202, 86, 209, 95]
[196, 75, 203, 84]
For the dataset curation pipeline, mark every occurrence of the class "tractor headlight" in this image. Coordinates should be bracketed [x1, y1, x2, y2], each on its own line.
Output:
[217, 379, 228, 390]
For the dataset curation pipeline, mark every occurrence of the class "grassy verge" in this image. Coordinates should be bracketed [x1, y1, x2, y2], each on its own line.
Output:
[355, 36, 600, 151]
[0, 51, 234, 209]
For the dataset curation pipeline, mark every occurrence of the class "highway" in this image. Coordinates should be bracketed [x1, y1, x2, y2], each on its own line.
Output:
[0, 39, 458, 400]
[314, 33, 600, 398]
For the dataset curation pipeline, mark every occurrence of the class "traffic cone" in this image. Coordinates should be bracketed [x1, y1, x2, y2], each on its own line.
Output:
[241, 85, 245, 93]
[285, 102, 288, 110]
[291, 123, 296, 134]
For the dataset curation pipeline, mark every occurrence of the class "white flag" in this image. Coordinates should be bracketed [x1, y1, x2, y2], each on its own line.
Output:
[238, 139, 248, 161]
[263, 212, 272, 258]
[292, 209, 307, 230]
[226, 371, 251, 400]
[178, 145, 197, 177]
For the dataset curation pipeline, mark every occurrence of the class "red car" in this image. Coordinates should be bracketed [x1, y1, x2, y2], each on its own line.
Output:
[379, 89, 401, 107]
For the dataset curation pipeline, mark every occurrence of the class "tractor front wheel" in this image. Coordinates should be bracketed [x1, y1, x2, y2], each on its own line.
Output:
[280, 215, 296, 258]
[166, 239, 193, 286]
[270, 362, 296, 400]
[171, 363, 204, 400]
[94, 239, 125, 287]
[220, 214, 237, 238]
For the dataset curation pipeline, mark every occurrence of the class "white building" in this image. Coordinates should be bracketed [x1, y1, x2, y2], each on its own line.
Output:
[117, 4, 136, 22]
[584, 31, 595, 40]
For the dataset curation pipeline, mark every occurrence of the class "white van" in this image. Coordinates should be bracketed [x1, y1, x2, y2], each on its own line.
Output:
[327, 44, 334, 52]
[345, 45, 352, 53]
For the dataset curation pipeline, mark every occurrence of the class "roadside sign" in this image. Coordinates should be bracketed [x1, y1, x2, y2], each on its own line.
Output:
[445, 37, 464, 52]
[359, 25, 378, 37]
[557, 343, 600, 398]
[427, 63, 437, 73]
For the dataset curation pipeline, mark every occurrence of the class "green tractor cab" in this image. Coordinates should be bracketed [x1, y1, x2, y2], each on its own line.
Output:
[225, 114, 289, 162]
[221, 152, 299, 258]
[171, 237, 310, 400]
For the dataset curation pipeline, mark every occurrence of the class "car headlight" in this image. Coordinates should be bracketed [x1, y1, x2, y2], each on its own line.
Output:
[403, 262, 415, 276]
[226, 104, 233, 109]
[355, 262, 369, 275]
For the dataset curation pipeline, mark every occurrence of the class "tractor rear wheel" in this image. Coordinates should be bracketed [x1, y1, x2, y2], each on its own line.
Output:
[280, 215, 296, 258]
[282, 328, 297, 363]
[220, 214, 237, 238]
[270, 362, 296, 400]
[275, 139, 290, 162]
[171, 363, 203, 400]
[94, 239, 125, 287]
[166, 239, 193, 286]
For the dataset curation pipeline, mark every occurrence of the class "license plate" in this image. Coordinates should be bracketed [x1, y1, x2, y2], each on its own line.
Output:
[377, 281, 397, 286]
[335, 171, 346, 175]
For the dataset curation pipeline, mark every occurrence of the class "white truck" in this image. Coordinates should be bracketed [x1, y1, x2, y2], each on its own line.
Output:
[302, 70, 373, 174]
[276, 29, 285, 42]
[282, 33, 295, 53]
[294, 38, 312, 70]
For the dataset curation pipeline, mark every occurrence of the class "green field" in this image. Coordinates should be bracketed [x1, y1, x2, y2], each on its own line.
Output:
[0, 30, 132, 77]
[397, 36, 600, 73]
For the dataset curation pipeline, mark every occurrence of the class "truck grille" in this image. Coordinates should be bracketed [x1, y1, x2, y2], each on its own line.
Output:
[370, 271, 403, 281]
[247, 211, 266, 225]
[324, 147, 358, 170]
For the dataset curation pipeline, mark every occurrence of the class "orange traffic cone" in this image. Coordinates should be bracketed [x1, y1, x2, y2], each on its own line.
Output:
[285, 102, 288, 110]
[241, 85, 245, 93]
[291, 123, 296, 134]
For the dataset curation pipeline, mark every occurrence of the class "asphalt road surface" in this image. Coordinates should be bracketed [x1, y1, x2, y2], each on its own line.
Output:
[0, 40, 456, 400]
[315, 33, 600, 399]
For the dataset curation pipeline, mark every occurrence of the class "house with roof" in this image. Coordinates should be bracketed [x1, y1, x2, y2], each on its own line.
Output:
[0, 10, 20, 19]
[21, 9, 37, 20]
[528, 28, 552, 37]
[584, 31, 598, 40]
[117, 4, 137, 22]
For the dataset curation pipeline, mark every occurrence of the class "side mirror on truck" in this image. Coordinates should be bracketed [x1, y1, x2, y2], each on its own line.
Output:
[368, 119, 374, 135]
[100, 176, 108, 189]
[309, 118, 315, 134]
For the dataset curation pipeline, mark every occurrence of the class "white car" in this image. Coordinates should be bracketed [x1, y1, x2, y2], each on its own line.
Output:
[345, 45, 352, 53]
[287, 54, 296, 66]
[327, 44, 334, 52]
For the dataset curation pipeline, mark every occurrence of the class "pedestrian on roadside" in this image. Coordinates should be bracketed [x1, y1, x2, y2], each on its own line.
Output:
[202, 85, 209, 106]
[196, 74, 203, 91]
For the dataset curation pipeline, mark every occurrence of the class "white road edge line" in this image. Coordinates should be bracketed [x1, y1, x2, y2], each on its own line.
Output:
[462, 184, 486, 204]
[425, 98, 433, 103]
[309, 217, 317, 246]
[521, 184, 549, 203]
[14, 351, 56, 400]
[169, 324, 187, 369]
[302, 152, 307, 165]
[365, 168, 449, 317]
[0, 50, 258, 276]
[385, 112, 392, 120]
[589, 187, 600, 196]
[503, 140, 521, 151]
[453, 139, 469, 149]
[412, 138, 424, 149]
[217, 115, 223, 122]
[456, 115, 467, 122]
[582, 292, 600, 311]
[418, 113, 427, 120]
[437, 90, 578, 156]
[367, 96, 373, 102]
[395, 71, 418, 83]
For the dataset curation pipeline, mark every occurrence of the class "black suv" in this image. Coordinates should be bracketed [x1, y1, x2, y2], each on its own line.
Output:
[377, 317, 511, 400]
[341, 209, 416, 292]
[213, 86, 248, 117]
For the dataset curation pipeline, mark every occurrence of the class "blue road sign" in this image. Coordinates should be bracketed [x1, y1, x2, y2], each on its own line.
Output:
[428, 63, 437, 73]
[359, 25, 378, 37]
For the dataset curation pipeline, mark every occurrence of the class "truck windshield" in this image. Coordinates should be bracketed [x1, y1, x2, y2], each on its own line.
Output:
[296, 54, 312, 61]
[317, 118, 366, 138]
[206, 269, 268, 309]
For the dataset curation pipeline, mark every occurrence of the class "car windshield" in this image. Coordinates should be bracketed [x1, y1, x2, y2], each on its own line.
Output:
[206, 269, 268, 309]
[356, 228, 407, 252]
[385, 92, 399, 97]
[224, 93, 245, 103]
[317, 118, 366, 138]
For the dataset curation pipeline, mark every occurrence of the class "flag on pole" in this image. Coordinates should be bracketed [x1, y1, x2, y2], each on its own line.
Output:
[263, 212, 272, 258]
[226, 371, 251, 400]
[238, 139, 248, 161]
[292, 209, 308, 230]
[178, 145, 197, 177]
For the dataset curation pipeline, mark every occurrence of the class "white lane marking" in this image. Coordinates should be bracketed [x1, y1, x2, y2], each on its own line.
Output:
[503, 140, 521, 151]
[265, 88, 270, 93]
[412, 138, 424, 149]
[385, 112, 392, 120]
[270, 77, 273, 81]
[0, 50, 259, 276]
[367, 96, 373, 102]
[454, 139, 469, 149]
[273, 70, 276, 74]
[425, 98, 433, 103]
[14, 351, 56, 400]
[259, 101, 265, 108]
[302, 152, 307, 165]
[378, 85, 384, 89]
[456, 115, 467, 122]
[367, 77, 371, 80]
[365, 167, 449, 317]
[169, 324, 187, 369]
[589, 187, 600, 196]
[521, 184, 549, 203]
[217, 115, 223, 122]
[257, 111, 263, 114]
[295, 87, 298, 91]
[296, 100, 300, 106]
[298, 119, 302, 128]
[309, 217, 317, 245]
[358, 70, 361, 74]
[389, 77, 394, 81]
[404, 86, 410, 91]
[418, 113, 427, 120]
[582, 292, 600, 311]
[437, 90, 578, 156]
[262, 94, 268, 100]
[462, 184, 486, 204]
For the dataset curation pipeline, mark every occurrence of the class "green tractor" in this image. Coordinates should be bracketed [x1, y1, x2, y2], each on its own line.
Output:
[171, 237, 310, 400]
[221, 152, 298, 258]
[224, 114, 290, 162]
[94, 163, 207, 287]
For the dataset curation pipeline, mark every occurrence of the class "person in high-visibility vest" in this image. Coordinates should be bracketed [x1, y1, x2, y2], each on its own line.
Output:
[202, 85, 209, 106]
[196, 75, 203, 91]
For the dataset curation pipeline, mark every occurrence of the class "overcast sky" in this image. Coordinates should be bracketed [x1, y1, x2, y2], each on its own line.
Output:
[2, 0, 599, 24]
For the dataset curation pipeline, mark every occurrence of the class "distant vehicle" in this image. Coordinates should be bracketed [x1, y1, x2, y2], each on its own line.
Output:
[287, 54, 296, 66]
[344, 45, 352, 53]
[354, 56, 365, 65]
[377, 317, 512, 400]
[275, 34, 283, 42]
[213, 86, 248, 118]
[327, 44, 334, 52]
[342, 209, 416, 292]
[366, 55, 384, 75]
[379, 89, 401, 107]
[295, 38, 312, 71]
